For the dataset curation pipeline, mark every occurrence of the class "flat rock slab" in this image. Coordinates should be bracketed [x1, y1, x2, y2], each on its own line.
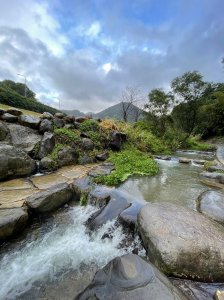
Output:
[138, 202, 224, 282]
[76, 254, 187, 300]
[0, 178, 33, 191]
[30, 173, 68, 189]
[58, 164, 96, 181]
[197, 190, 224, 224]
[0, 207, 28, 240]
[88, 163, 115, 177]
[0, 189, 38, 208]
[7, 124, 42, 153]
[25, 183, 73, 213]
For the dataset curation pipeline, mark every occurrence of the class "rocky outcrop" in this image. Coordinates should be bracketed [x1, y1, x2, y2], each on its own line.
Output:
[19, 114, 40, 129]
[0, 144, 36, 180]
[138, 202, 224, 282]
[58, 146, 79, 167]
[197, 190, 224, 224]
[25, 183, 73, 213]
[7, 124, 42, 153]
[76, 254, 187, 300]
[0, 208, 28, 240]
[38, 132, 55, 159]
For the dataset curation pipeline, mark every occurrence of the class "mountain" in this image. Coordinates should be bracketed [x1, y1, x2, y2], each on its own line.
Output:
[63, 102, 144, 122]
[62, 109, 86, 117]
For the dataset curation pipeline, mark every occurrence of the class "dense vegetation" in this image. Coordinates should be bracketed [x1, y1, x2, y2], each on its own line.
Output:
[0, 80, 58, 114]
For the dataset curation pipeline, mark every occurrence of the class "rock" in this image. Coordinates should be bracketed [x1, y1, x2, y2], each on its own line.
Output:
[119, 201, 144, 228]
[54, 112, 65, 119]
[58, 146, 79, 167]
[80, 132, 89, 138]
[76, 116, 87, 123]
[197, 190, 224, 224]
[193, 159, 206, 165]
[0, 208, 28, 240]
[82, 138, 94, 150]
[72, 176, 91, 202]
[0, 144, 36, 180]
[74, 121, 81, 129]
[95, 152, 109, 161]
[0, 113, 18, 123]
[155, 155, 172, 160]
[0, 109, 5, 115]
[7, 124, 42, 153]
[201, 171, 223, 180]
[19, 114, 41, 129]
[138, 202, 224, 282]
[39, 119, 53, 133]
[109, 131, 127, 151]
[38, 132, 55, 159]
[86, 193, 129, 229]
[63, 115, 74, 123]
[208, 165, 224, 172]
[89, 186, 112, 207]
[53, 117, 64, 128]
[40, 112, 54, 120]
[64, 123, 75, 130]
[25, 183, 74, 213]
[88, 163, 115, 177]
[0, 121, 9, 141]
[76, 254, 187, 300]
[179, 158, 191, 164]
[214, 290, 224, 300]
[6, 108, 22, 116]
[79, 154, 95, 165]
[39, 157, 57, 172]
[218, 175, 224, 184]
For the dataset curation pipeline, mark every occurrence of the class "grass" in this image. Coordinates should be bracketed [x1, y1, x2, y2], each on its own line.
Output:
[185, 136, 216, 151]
[0, 103, 41, 117]
[95, 148, 159, 186]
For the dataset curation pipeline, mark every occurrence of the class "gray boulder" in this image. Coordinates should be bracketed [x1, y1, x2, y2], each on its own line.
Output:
[88, 163, 115, 177]
[58, 146, 79, 167]
[25, 183, 73, 213]
[53, 117, 64, 128]
[0, 208, 28, 240]
[109, 131, 126, 151]
[76, 254, 187, 300]
[82, 138, 94, 150]
[72, 176, 92, 202]
[119, 201, 144, 228]
[138, 202, 224, 282]
[76, 116, 87, 123]
[0, 121, 9, 141]
[0, 144, 36, 180]
[39, 156, 57, 172]
[54, 112, 65, 119]
[40, 112, 54, 120]
[19, 114, 41, 129]
[179, 158, 191, 164]
[38, 132, 55, 159]
[6, 108, 22, 116]
[0, 109, 5, 115]
[95, 152, 109, 161]
[197, 190, 224, 224]
[89, 186, 112, 207]
[0, 113, 18, 123]
[7, 124, 42, 153]
[39, 119, 53, 133]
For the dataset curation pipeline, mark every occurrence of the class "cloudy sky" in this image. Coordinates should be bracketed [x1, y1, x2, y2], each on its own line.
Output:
[0, 0, 223, 112]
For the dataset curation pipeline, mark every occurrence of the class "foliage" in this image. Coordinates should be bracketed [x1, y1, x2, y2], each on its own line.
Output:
[80, 193, 89, 206]
[162, 127, 188, 151]
[0, 79, 36, 99]
[146, 88, 173, 116]
[95, 148, 159, 186]
[54, 128, 81, 145]
[184, 136, 216, 151]
[48, 143, 65, 167]
[0, 86, 58, 114]
[79, 119, 100, 132]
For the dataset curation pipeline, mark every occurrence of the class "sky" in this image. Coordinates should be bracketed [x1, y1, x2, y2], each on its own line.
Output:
[0, 0, 223, 112]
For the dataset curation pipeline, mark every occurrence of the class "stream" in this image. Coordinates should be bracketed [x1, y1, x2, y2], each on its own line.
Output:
[0, 150, 223, 300]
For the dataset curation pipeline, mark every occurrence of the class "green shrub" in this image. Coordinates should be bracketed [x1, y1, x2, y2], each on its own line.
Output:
[79, 119, 100, 132]
[47, 143, 65, 167]
[54, 128, 81, 145]
[185, 136, 216, 151]
[95, 148, 159, 186]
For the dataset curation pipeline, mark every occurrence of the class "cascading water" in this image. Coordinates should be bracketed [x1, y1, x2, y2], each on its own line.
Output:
[0, 205, 142, 300]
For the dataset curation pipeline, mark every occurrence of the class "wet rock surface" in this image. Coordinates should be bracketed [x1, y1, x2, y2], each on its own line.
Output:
[138, 202, 224, 282]
[25, 183, 74, 213]
[119, 201, 144, 228]
[179, 158, 191, 164]
[0, 208, 28, 240]
[38, 132, 55, 159]
[0, 144, 36, 180]
[197, 190, 224, 224]
[89, 186, 112, 207]
[76, 254, 187, 300]
[88, 163, 115, 177]
[72, 176, 92, 201]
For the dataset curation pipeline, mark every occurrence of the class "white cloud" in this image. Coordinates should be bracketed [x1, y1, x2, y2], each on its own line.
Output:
[86, 21, 101, 38]
[102, 63, 112, 74]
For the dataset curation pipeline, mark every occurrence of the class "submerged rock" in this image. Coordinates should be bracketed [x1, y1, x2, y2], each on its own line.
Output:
[138, 202, 224, 282]
[76, 254, 187, 300]
[25, 183, 73, 213]
[0, 144, 36, 180]
[197, 190, 224, 224]
[0, 208, 28, 240]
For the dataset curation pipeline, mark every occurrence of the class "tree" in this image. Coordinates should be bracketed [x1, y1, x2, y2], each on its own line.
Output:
[120, 86, 145, 122]
[0, 79, 36, 99]
[171, 71, 207, 134]
[144, 88, 173, 136]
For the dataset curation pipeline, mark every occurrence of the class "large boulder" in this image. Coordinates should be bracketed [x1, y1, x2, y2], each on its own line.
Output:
[76, 254, 187, 300]
[54, 112, 65, 119]
[53, 117, 64, 128]
[0, 121, 9, 141]
[0, 208, 28, 240]
[0, 144, 36, 180]
[197, 190, 224, 224]
[39, 119, 53, 133]
[25, 183, 73, 213]
[38, 132, 55, 159]
[40, 112, 54, 120]
[39, 156, 57, 172]
[0, 113, 18, 123]
[82, 138, 94, 150]
[138, 202, 224, 282]
[6, 108, 22, 116]
[19, 114, 41, 129]
[7, 124, 42, 153]
[109, 131, 126, 151]
[119, 201, 144, 229]
[58, 146, 79, 167]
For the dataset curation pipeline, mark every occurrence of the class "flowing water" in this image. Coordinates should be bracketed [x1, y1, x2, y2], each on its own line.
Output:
[0, 150, 220, 299]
